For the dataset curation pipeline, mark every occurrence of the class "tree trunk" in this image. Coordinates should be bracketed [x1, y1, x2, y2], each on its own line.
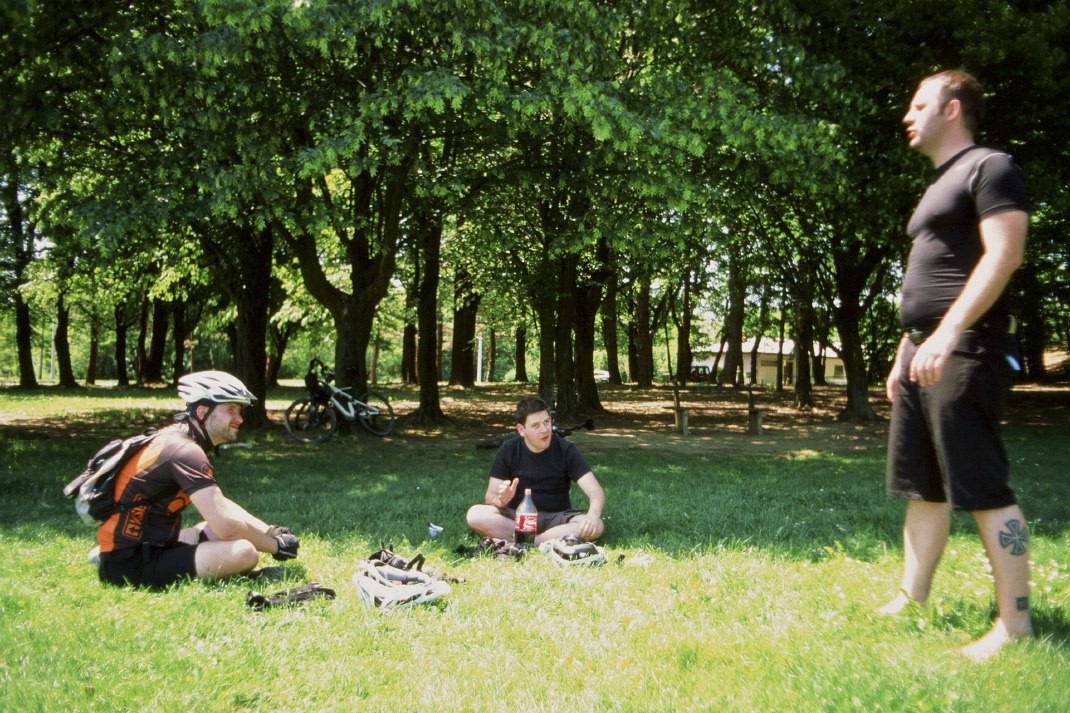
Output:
[514, 326, 529, 382]
[370, 328, 381, 385]
[142, 299, 169, 384]
[674, 275, 693, 385]
[813, 344, 828, 386]
[114, 302, 130, 387]
[449, 267, 480, 387]
[54, 293, 78, 387]
[402, 322, 418, 384]
[266, 322, 296, 387]
[626, 321, 639, 384]
[280, 166, 405, 397]
[171, 300, 187, 380]
[2, 159, 38, 388]
[535, 295, 556, 407]
[553, 255, 579, 419]
[776, 310, 786, 394]
[601, 260, 623, 385]
[14, 298, 37, 388]
[712, 328, 726, 383]
[833, 305, 878, 422]
[486, 329, 496, 382]
[829, 239, 884, 420]
[574, 283, 606, 414]
[85, 319, 99, 385]
[793, 300, 814, 409]
[401, 254, 419, 384]
[437, 321, 445, 382]
[1016, 266, 1046, 379]
[135, 298, 148, 383]
[415, 210, 444, 420]
[227, 225, 273, 427]
[720, 256, 746, 387]
[634, 276, 654, 387]
[749, 289, 770, 386]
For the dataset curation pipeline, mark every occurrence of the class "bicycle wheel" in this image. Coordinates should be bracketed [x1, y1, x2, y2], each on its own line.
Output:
[284, 398, 339, 443]
[355, 391, 396, 436]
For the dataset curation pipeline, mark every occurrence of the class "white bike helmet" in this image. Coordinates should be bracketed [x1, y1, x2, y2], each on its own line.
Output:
[353, 560, 450, 609]
[178, 370, 257, 406]
[541, 535, 607, 566]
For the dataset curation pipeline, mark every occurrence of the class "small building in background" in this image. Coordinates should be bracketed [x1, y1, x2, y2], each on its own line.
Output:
[691, 337, 845, 386]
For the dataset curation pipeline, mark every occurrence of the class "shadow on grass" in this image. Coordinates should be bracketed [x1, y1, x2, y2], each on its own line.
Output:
[1033, 608, 1070, 650]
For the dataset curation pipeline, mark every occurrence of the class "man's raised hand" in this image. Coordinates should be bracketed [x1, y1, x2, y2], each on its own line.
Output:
[497, 478, 520, 508]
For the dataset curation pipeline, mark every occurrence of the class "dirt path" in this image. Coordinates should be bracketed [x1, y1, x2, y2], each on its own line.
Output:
[395, 382, 1070, 458]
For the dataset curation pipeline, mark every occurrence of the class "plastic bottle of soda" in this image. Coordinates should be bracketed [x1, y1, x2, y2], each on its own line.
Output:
[514, 488, 538, 544]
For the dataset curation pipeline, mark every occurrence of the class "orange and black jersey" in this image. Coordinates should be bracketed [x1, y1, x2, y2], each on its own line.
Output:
[97, 423, 217, 555]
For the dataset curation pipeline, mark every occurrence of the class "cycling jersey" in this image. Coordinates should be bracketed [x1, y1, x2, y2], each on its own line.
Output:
[97, 421, 218, 556]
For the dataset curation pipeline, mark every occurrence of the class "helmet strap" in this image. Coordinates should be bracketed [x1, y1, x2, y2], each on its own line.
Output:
[184, 402, 217, 444]
[188, 402, 217, 424]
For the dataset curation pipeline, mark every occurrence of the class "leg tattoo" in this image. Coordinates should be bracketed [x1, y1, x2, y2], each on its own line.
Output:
[1016, 596, 1029, 612]
[997, 519, 1029, 556]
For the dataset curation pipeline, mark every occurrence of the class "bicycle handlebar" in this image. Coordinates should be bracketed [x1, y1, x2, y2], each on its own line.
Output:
[306, 358, 335, 388]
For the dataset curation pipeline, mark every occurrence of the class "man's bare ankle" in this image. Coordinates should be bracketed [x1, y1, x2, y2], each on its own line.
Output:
[958, 619, 1032, 662]
[876, 588, 926, 615]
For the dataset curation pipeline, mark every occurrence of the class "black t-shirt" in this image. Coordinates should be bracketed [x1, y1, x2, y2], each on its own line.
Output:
[489, 434, 593, 512]
[900, 146, 1028, 329]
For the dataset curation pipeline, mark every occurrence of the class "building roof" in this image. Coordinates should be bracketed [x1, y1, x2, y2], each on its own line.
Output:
[693, 337, 842, 357]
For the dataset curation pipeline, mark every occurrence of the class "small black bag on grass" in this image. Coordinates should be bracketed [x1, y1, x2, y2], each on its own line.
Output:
[62, 428, 159, 526]
[246, 583, 336, 610]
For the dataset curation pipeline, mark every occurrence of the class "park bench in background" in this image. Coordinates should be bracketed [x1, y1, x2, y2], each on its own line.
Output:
[670, 382, 765, 436]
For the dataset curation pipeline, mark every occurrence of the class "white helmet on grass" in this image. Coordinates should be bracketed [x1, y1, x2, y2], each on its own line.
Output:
[178, 370, 257, 406]
[352, 561, 450, 609]
[542, 535, 607, 566]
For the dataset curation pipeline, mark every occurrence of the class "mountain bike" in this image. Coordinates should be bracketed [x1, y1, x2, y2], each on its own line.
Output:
[284, 359, 396, 443]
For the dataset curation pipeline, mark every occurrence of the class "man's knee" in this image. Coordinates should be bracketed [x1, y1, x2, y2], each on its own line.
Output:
[466, 504, 495, 529]
[195, 539, 259, 578]
[234, 540, 259, 569]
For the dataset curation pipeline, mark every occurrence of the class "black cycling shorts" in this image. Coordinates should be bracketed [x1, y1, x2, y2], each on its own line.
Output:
[99, 543, 199, 589]
[886, 331, 1017, 512]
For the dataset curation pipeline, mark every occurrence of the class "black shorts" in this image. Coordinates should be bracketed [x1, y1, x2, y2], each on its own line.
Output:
[497, 508, 585, 534]
[99, 543, 199, 589]
[886, 330, 1017, 512]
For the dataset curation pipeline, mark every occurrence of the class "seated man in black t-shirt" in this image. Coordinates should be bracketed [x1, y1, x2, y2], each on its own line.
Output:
[466, 397, 605, 545]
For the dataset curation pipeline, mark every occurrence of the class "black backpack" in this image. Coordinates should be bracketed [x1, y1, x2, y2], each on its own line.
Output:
[62, 428, 160, 526]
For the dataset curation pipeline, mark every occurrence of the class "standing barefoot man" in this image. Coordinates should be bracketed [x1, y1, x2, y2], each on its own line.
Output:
[879, 70, 1033, 662]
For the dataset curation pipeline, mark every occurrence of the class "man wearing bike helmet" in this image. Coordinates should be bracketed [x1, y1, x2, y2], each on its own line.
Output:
[466, 397, 606, 545]
[94, 370, 300, 588]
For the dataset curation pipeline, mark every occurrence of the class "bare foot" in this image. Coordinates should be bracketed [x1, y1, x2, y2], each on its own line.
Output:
[876, 590, 924, 616]
[958, 618, 1033, 663]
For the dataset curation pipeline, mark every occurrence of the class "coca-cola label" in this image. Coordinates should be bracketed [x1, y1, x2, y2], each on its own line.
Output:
[515, 513, 538, 533]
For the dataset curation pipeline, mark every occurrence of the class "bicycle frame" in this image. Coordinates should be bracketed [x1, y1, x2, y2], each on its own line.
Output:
[324, 383, 361, 422]
[306, 359, 375, 422]
[288, 359, 395, 441]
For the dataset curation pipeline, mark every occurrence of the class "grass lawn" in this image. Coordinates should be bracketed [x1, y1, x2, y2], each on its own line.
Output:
[1, 382, 1068, 712]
